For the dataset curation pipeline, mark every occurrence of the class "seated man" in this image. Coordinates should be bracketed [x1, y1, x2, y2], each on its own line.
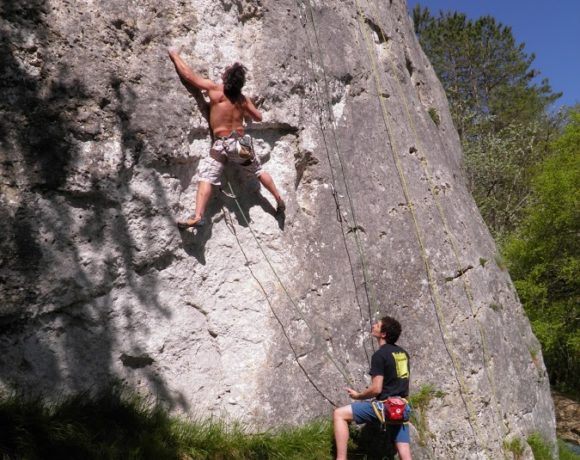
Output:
[168, 51, 285, 228]
[333, 316, 412, 460]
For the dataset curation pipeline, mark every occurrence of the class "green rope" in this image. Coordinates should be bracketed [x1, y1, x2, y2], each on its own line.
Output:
[222, 205, 339, 407]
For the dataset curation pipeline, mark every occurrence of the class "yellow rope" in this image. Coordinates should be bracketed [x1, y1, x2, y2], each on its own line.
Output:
[295, 1, 376, 367]
[352, 0, 488, 451]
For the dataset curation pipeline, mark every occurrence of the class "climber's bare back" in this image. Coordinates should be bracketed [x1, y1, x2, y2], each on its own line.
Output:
[208, 85, 262, 138]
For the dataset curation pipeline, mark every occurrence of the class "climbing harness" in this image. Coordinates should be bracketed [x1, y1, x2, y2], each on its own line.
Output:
[211, 131, 256, 166]
[235, 134, 254, 160]
[212, 132, 257, 198]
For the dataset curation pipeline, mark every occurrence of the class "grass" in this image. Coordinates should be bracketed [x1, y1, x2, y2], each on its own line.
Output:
[0, 388, 336, 460]
[3, 388, 577, 459]
[503, 436, 525, 459]
[527, 433, 580, 460]
[559, 439, 580, 460]
[427, 107, 441, 126]
[407, 384, 445, 447]
[528, 433, 554, 460]
[0, 390, 180, 459]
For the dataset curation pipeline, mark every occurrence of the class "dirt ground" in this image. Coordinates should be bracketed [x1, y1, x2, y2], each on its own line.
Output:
[553, 391, 580, 445]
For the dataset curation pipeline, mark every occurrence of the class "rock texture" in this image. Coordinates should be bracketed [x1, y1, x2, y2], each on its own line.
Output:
[0, 0, 556, 457]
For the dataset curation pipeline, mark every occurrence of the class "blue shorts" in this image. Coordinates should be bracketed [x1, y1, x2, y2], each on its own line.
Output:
[351, 401, 410, 444]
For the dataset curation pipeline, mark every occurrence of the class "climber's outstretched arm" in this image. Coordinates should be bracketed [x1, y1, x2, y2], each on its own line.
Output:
[168, 51, 218, 92]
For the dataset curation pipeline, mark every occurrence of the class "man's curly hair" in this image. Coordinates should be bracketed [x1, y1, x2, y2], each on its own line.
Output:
[223, 62, 247, 104]
[380, 316, 402, 344]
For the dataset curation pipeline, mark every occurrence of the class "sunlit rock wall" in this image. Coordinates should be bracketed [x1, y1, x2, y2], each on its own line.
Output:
[0, 0, 555, 457]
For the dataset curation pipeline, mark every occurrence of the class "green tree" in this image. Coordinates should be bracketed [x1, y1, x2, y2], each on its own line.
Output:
[412, 6, 559, 137]
[412, 6, 562, 238]
[464, 121, 544, 236]
[503, 111, 580, 392]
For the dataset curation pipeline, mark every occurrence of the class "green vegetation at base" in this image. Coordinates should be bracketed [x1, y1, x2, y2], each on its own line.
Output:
[407, 384, 445, 447]
[526, 433, 580, 460]
[0, 388, 334, 460]
[559, 440, 580, 460]
[503, 436, 525, 459]
[2, 388, 579, 458]
[528, 433, 556, 460]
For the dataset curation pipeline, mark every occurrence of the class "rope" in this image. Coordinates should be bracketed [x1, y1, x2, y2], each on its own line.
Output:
[217, 138, 355, 402]
[222, 205, 339, 407]
[224, 181, 354, 391]
[352, 0, 488, 451]
[363, 0, 509, 446]
[299, 0, 381, 353]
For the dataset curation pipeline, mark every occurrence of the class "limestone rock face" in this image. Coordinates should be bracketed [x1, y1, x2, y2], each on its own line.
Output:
[0, 0, 556, 457]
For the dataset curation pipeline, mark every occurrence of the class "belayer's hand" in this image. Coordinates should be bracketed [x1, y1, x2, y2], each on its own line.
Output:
[346, 387, 359, 400]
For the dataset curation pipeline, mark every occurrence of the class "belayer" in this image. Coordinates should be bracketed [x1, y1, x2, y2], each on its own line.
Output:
[168, 51, 285, 228]
[333, 316, 412, 460]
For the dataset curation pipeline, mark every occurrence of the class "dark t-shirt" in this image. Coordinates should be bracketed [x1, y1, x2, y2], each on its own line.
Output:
[369, 343, 410, 400]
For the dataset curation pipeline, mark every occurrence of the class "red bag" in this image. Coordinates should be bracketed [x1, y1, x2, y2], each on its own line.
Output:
[384, 397, 410, 422]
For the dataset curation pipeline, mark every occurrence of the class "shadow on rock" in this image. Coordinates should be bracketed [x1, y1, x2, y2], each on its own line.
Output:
[0, 0, 185, 410]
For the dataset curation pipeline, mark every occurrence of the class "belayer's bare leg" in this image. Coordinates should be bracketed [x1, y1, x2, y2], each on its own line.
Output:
[333, 405, 353, 460]
[177, 180, 212, 228]
[258, 172, 285, 213]
[396, 442, 412, 460]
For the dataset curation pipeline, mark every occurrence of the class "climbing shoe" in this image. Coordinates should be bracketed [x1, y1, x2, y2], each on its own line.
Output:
[177, 215, 206, 229]
[276, 199, 286, 214]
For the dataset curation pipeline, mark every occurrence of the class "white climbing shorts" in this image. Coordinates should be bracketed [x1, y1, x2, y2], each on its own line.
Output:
[196, 135, 263, 186]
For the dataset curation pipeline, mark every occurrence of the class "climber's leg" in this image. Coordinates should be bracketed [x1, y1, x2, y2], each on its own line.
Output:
[178, 153, 224, 229]
[177, 180, 212, 228]
[258, 172, 285, 213]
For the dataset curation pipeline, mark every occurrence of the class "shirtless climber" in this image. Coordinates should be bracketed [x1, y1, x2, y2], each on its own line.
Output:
[168, 51, 285, 228]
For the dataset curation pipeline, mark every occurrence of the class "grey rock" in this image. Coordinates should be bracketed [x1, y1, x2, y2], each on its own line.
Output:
[0, 0, 556, 457]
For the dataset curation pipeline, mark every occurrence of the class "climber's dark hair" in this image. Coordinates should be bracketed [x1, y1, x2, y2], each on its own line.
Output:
[223, 62, 247, 104]
[380, 316, 402, 344]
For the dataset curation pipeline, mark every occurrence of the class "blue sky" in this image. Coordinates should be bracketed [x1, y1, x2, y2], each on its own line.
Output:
[408, 0, 580, 109]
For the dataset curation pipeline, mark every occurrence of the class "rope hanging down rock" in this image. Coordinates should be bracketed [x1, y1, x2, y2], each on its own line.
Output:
[363, 0, 509, 447]
[352, 0, 494, 453]
[298, 0, 382, 356]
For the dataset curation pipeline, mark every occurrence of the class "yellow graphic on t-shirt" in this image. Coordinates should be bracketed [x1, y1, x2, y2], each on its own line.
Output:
[393, 352, 409, 379]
